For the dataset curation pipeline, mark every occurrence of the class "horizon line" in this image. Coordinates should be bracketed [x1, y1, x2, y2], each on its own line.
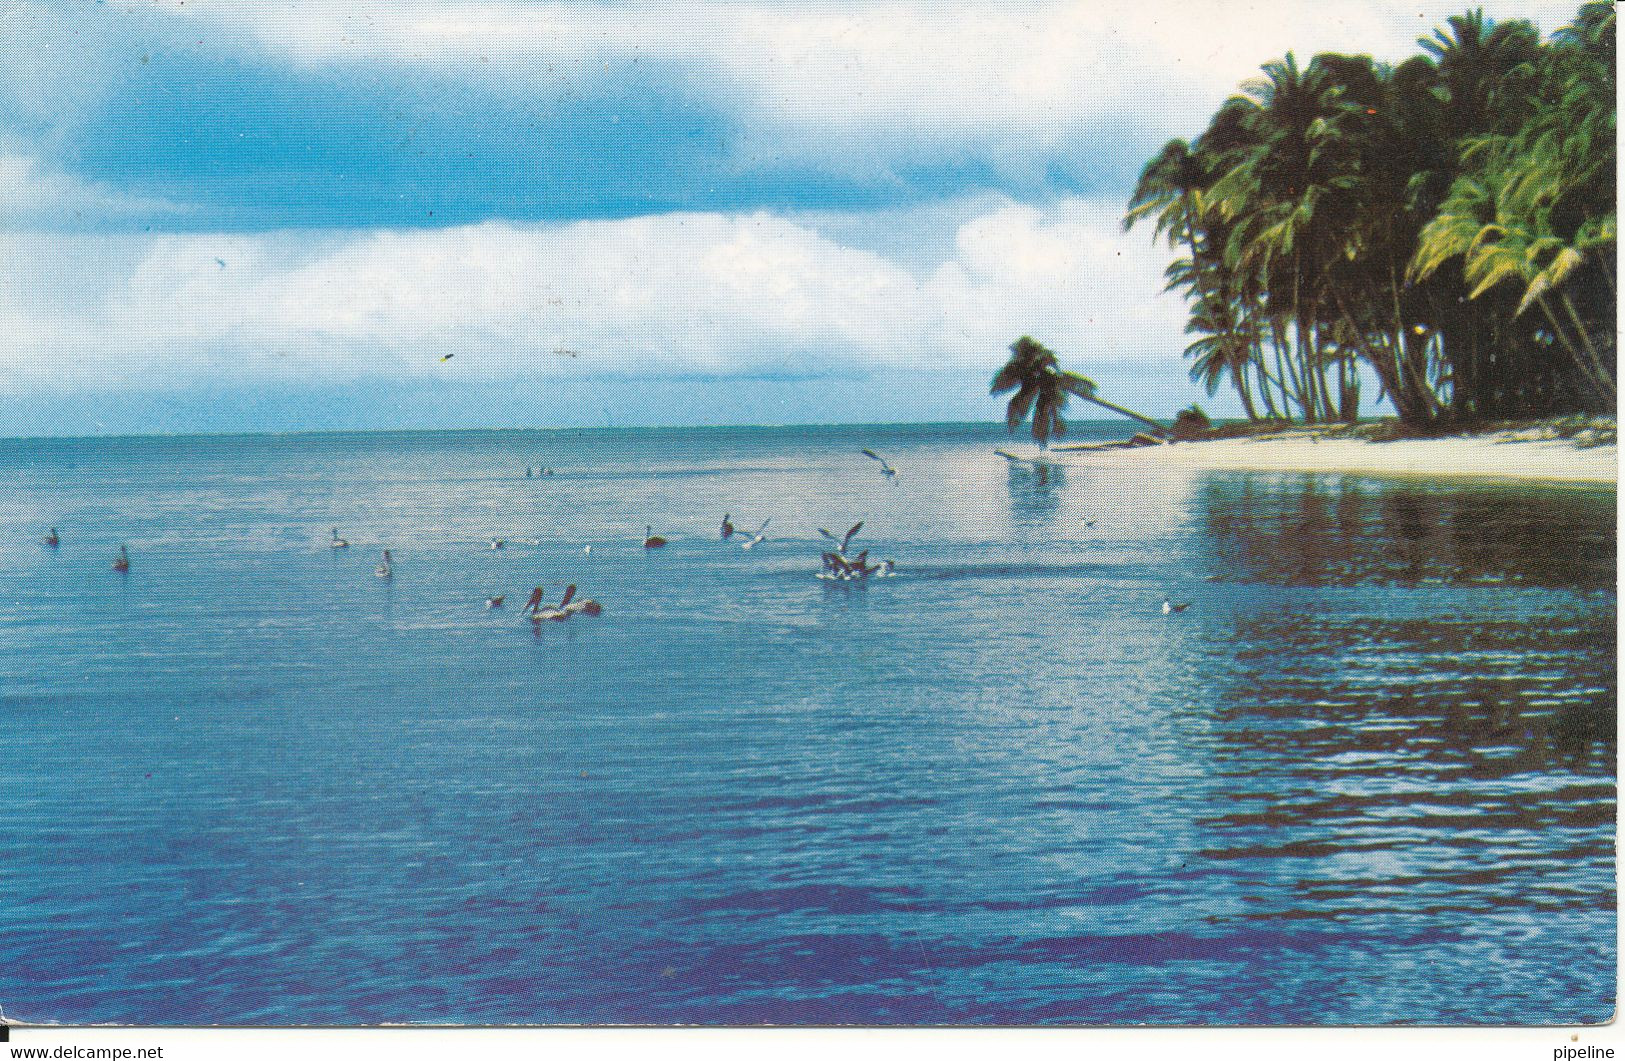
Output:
[0, 417, 1157, 444]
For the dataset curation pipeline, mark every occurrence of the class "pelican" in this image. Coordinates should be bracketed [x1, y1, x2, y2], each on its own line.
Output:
[44, 527, 59, 548]
[643, 526, 667, 549]
[817, 521, 864, 557]
[561, 584, 603, 616]
[112, 544, 129, 573]
[720, 514, 736, 540]
[739, 518, 770, 550]
[375, 550, 393, 578]
[486, 595, 505, 609]
[330, 528, 349, 549]
[523, 585, 569, 622]
[1162, 597, 1191, 614]
[862, 449, 897, 478]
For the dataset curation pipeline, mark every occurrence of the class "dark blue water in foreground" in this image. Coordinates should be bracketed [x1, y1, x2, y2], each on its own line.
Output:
[0, 423, 1614, 1025]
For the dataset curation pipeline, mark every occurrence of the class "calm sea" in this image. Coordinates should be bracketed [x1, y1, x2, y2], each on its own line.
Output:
[0, 423, 1614, 1025]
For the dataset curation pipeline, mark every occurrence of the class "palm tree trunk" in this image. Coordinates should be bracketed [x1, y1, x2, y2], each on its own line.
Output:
[1557, 290, 1616, 400]
[1061, 384, 1170, 436]
[1535, 296, 1611, 403]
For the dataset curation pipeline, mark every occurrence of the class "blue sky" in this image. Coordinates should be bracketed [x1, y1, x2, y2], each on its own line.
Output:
[0, 0, 1586, 435]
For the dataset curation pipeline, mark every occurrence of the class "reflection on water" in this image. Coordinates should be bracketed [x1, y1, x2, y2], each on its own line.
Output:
[1196, 475, 1616, 589]
[1004, 459, 1065, 525]
[1181, 473, 1615, 1021]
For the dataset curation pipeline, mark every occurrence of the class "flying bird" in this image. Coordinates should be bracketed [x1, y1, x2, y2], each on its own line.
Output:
[818, 521, 864, 556]
[862, 450, 897, 478]
[739, 518, 771, 550]
[214, 257, 227, 269]
[439, 353, 455, 362]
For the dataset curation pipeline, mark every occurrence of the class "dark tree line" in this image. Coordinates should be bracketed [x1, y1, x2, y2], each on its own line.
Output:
[1125, 2, 1615, 428]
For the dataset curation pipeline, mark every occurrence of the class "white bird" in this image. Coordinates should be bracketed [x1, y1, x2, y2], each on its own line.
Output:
[818, 521, 864, 556]
[330, 528, 349, 549]
[862, 449, 897, 478]
[375, 550, 393, 578]
[739, 518, 771, 549]
[1162, 597, 1190, 614]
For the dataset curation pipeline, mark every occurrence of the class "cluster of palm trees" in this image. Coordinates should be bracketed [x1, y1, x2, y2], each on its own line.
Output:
[1124, 2, 1615, 428]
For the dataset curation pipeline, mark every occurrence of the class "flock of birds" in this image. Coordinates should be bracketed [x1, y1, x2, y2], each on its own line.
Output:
[37, 445, 1194, 622]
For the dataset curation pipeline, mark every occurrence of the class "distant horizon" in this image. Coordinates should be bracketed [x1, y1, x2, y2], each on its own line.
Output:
[0, 415, 1168, 444]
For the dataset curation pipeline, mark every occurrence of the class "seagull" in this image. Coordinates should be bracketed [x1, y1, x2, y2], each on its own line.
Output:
[43, 527, 59, 547]
[375, 550, 393, 578]
[1162, 597, 1191, 614]
[818, 521, 864, 557]
[862, 449, 897, 478]
[739, 518, 770, 550]
[720, 514, 736, 540]
[486, 595, 505, 609]
[112, 544, 129, 573]
[329, 528, 349, 549]
[643, 526, 667, 549]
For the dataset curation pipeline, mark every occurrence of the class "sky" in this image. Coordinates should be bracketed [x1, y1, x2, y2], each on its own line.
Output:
[0, 0, 1588, 436]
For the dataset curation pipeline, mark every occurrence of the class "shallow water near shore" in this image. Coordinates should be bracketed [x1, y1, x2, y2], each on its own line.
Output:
[0, 423, 1614, 1025]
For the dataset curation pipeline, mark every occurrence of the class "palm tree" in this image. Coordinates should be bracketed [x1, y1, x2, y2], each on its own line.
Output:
[991, 337, 1169, 449]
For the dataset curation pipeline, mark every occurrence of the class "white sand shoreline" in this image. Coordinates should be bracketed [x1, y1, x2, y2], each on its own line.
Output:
[1040, 434, 1618, 485]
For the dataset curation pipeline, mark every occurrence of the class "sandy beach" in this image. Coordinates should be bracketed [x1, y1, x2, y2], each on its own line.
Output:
[1048, 430, 1619, 485]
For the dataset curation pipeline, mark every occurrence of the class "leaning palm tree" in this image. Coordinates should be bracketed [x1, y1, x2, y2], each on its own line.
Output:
[991, 337, 1169, 449]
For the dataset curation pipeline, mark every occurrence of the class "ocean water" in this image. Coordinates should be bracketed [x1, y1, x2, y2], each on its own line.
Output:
[0, 422, 1614, 1026]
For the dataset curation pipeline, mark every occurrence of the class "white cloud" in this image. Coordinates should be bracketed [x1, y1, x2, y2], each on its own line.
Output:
[0, 199, 1187, 396]
[129, 0, 1588, 161]
[0, 151, 187, 229]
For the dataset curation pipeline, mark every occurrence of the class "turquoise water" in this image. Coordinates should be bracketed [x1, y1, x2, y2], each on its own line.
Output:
[0, 423, 1614, 1025]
